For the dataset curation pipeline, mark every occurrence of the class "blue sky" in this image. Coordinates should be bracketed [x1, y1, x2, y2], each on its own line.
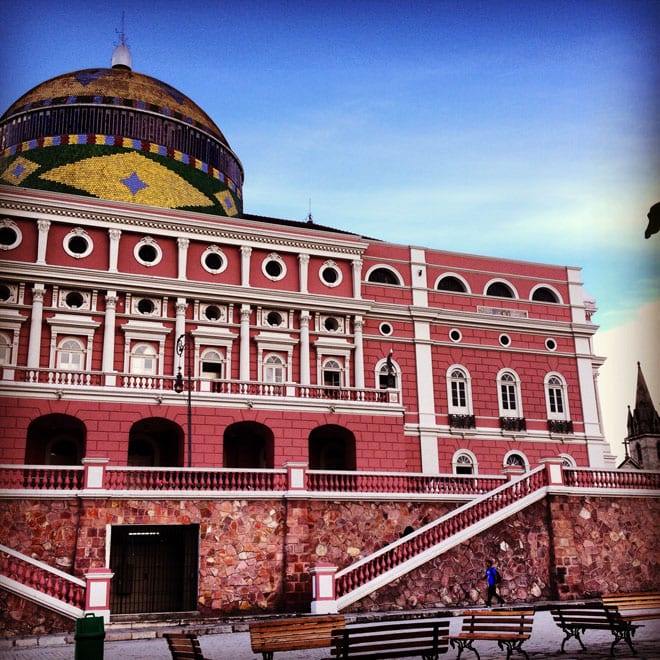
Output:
[1, 0, 658, 459]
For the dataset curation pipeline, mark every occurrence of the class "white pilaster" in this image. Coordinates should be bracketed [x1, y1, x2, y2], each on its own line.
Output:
[36, 220, 50, 265]
[240, 304, 251, 381]
[108, 229, 121, 273]
[298, 253, 310, 293]
[300, 310, 310, 386]
[101, 292, 117, 384]
[175, 299, 187, 375]
[241, 246, 252, 288]
[353, 315, 365, 389]
[352, 259, 363, 299]
[177, 238, 190, 280]
[410, 247, 428, 307]
[27, 285, 45, 369]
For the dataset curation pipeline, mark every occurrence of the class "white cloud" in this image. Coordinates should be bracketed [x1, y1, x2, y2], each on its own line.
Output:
[594, 300, 660, 463]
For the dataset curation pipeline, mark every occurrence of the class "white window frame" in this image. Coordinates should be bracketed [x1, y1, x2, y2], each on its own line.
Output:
[200, 348, 225, 380]
[322, 358, 343, 388]
[497, 369, 523, 417]
[130, 343, 158, 376]
[446, 365, 473, 414]
[56, 337, 86, 371]
[545, 373, 570, 420]
[263, 353, 286, 384]
[452, 449, 478, 475]
[503, 450, 529, 471]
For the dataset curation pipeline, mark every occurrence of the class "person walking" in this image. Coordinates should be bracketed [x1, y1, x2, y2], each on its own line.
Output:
[485, 559, 504, 606]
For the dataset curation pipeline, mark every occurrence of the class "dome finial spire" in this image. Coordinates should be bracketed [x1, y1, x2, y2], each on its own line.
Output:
[111, 12, 132, 70]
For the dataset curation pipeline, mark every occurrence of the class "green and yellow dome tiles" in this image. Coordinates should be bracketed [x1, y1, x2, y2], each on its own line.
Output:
[0, 64, 243, 217]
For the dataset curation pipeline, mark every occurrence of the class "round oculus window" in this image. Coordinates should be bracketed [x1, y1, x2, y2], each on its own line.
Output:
[0, 225, 20, 249]
[545, 338, 557, 352]
[202, 247, 227, 274]
[379, 322, 393, 336]
[499, 334, 511, 347]
[449, 329, 462, 343]
[137, 298, 155, 315]
[65, 291, 85, 309]
[262, 254, 286, 280]
[134, 238, 162, 266]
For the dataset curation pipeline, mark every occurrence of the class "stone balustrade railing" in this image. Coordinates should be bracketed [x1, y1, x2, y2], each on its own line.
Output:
[563, 467, 660, 489]
[1, 463, 659, 496]
[9, 367, 399, 404]
[333, 465, 549, 601]
[0, 544, 86, 610]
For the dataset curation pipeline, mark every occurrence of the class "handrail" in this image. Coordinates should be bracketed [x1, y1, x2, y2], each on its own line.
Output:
[306, 470, 505, 495]
[334, 466, 549, 600]
[104, 466, 288, 491]
[0, 544, 85, 610]
[0, 465, 83, 490]
[563, 468, 660, 489]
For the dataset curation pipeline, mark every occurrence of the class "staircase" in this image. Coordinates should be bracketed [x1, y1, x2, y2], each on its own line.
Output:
[330, 465, 549, 611]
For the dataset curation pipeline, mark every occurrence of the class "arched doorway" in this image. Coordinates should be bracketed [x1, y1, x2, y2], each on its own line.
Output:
[308, 425, 356, 470]
[128, 418, 183, 467]
[25, 414, 85, 464]
[223, 422, 274, 468]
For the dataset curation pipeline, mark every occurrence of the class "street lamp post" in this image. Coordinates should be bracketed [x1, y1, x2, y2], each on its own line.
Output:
[174, 332, 193, 467]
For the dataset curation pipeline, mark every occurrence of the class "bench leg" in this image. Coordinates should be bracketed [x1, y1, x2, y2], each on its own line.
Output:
[498, 639, 529, 660]
[261, 653, 274, 660]
[559, 626, 586, 654]
[610, 627, 638, 656]
[449, 638, 480, 660]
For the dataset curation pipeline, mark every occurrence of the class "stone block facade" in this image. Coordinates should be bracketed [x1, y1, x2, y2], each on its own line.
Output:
[1, 494, 659, 636]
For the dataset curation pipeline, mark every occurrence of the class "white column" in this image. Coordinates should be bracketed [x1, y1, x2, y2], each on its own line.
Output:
[175, 299, 187, 375]
[353, 315, 365, 389]
[300, 310, 310, 386]
[108, 229, 121, 272]
[177, 238, 190, 280]
[298, 253, 310, 293]
[27, 285, 45, 369]
[240, 304, 251, 381]
[240, 246, 252, 288]
[414, 319, 439, 473]
[352, 259, 363, 299]
[101, 292, 117, 385]
[410, 247, 428, 307]
[36, 220, 50, 265]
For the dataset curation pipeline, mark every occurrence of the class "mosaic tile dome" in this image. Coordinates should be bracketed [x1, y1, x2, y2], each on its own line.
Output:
[0, 50, 244, 217]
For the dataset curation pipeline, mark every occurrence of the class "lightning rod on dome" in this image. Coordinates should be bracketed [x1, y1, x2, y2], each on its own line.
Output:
[306, 198, 313, 224]
[111, 11, 132, 70]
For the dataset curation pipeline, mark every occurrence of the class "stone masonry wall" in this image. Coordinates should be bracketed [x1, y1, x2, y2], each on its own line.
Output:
[1, 494, 659, 636]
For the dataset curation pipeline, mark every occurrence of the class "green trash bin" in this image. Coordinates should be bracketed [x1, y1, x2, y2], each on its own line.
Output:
[75, 612, 105, 660]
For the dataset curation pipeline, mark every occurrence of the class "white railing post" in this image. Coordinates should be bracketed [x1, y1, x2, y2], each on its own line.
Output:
[309, 562, 338, 614]
[84, 567, 114, 623]
[285, 462, 308, 492]
[82, 458, 109, 490]
[539, 457, 565, 486]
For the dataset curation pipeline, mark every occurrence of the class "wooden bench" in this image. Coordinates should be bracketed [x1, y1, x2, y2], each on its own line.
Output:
[164, 633, 211, 660]
[327, 618, 450, 659]
[249, 615, 345, 660]
[550, 602, 642, 655]
[602, 590, 660, 621]
[446, 609, 534, 660]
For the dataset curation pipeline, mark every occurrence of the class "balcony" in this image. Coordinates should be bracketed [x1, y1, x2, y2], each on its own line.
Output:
[4, 367, 400, 405]
[448, 414, 476, 429]
[548, 419, 574, 434]
[499, 416, 526, 432]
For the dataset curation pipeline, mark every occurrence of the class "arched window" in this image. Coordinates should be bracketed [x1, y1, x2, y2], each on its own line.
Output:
[130, 343, 157, 375]
[0, 332, 12, 365]
[437, 275, 468, 293]
[201, 349, 224, 381]
[323, 358, 343, 388]
[447, 366, 472, 414]
[498, 370, 522, 416]
[560, 454, 576, 468]
[531, 286, 560, 303]
[367, 267, 401, 285]
[504, 451, 528, 471]
[224, 421, 274, 469]
[263, 354, 285, 383]
[377, 354, 399, 390]
[545, 373, 569, 420]
[453, 450, 477, 475]
[56, 338, 85, 371]
[486, 281, 515, 298]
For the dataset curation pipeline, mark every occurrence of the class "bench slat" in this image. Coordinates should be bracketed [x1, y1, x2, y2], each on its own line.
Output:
[250, 615, 345, 656]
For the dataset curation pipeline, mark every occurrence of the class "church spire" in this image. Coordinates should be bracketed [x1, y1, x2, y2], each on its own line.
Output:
[630, 361, 660, 437]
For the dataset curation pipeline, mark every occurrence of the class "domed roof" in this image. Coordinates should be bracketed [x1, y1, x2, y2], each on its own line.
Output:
[0, 54, 243, 217]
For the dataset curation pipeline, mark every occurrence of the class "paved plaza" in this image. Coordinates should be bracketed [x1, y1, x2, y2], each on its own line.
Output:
[1, 610, 658, 660]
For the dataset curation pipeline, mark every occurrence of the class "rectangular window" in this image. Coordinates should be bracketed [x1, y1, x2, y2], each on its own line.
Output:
[501, 383, 517, 411]
[451, 381, 466, 408]
[549, 388, 564, 414]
